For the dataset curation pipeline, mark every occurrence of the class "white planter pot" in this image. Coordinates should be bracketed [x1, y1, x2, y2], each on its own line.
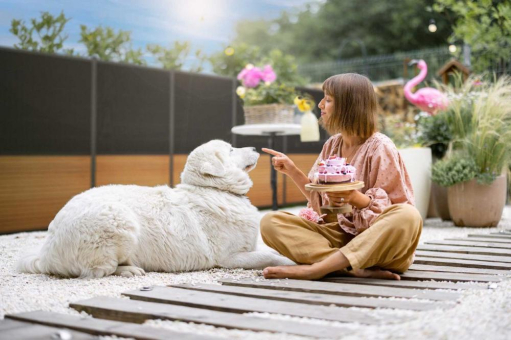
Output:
[398, 147, 432, 220]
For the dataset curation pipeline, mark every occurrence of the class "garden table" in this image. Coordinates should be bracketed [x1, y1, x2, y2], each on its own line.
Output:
[231, 123, 301, 210]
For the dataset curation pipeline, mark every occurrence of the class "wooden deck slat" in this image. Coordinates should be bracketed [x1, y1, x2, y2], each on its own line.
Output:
[123, 286, 379, 324]
[409, 264, 509, 275]
[220, 278, 460, 301]
[322, 276, 486, 290]
[70, 296, 353, 338]
[415, 250, 511, 263]
[426, 239, 511, 249]
[449, 237, 511, 244]
[6, 311, 215, 340]
[468, 233, 511, 240]
[0, 319, 95, 340]
[413, 256, 511, 270]
[401, 270, 502, 283]
[169, 283, 447, 311]
[490, 232, 511, 236]
[417, 244, 511, 257]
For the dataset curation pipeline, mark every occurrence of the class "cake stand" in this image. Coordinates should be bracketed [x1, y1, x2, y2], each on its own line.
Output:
[305, 181, 365, 222]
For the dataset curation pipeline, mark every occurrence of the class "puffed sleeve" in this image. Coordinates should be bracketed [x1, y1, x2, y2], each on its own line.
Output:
[352, 141, 415, 234]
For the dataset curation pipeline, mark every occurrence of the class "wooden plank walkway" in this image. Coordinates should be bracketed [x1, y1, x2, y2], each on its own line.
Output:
[322, 276, 487, 290]
[0, 318, 96, 340]
[415, 250, 511, 263]
[70, 296, 354, 338]
[4, 232, 510, 339]
[417, 244, 511, 256]
[6, 311, 215, 340]
[122, 286, 380, 324]
[426, 239, 511, 249]
[169, 283, 446, 311]
[413, 256, 511, 270]
[220, 278, 461, 301]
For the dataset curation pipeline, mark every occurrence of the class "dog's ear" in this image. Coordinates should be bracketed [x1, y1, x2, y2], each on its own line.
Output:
[200, 151, 226, 177]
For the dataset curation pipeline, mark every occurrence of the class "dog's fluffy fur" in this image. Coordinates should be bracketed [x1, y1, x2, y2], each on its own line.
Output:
[18, 140, 294, 278]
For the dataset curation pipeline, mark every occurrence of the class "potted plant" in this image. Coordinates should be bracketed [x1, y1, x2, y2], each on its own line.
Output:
[431, 76, 511, 227]
[236, 64, 296, 125]
[381, 113, 432, 220]
[418, 112, 453, 220]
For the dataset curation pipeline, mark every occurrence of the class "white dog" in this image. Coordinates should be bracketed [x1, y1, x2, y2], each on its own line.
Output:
[18, 140, 294, 278]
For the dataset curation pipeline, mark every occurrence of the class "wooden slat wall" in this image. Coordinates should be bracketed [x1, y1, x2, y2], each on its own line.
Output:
[0, 154, 316, 233]
[285, 154, 317, 204]
[96, 155, 170, 187]
[0, 156, 90, 233]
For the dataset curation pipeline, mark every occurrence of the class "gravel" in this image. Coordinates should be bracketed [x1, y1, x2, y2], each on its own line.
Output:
[1, 205, 510, 339]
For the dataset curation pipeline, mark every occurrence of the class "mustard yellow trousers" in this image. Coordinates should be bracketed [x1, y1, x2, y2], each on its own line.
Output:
[260, 204, 422, 273]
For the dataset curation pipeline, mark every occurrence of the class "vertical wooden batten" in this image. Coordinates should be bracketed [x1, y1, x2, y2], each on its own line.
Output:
[0, 156, 90, 233]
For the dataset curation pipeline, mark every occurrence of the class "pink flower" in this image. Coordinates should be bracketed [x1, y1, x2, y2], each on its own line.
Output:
[299, 208, 322, 223]
[237, 66, 264, 88]
[261, 65, 277, 83]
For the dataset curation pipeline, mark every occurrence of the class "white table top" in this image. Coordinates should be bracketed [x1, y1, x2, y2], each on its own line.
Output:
[231, 124, 301, 136]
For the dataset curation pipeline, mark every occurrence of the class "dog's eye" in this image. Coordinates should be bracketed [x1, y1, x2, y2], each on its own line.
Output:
[230, 148, 234, 153]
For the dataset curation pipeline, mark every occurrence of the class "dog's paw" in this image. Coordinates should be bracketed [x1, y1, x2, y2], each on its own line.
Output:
[114, 265, 146, 277]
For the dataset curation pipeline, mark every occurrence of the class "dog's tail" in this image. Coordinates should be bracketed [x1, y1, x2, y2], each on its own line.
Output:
[17, 247, 43, 274]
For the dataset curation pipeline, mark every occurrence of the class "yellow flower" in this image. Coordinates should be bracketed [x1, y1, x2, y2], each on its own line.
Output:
[236, 86, 246, 98]
[294, 96, 313, 112]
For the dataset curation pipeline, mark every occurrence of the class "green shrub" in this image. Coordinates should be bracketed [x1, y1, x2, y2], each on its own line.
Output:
[431, 155, 477, 187]
[418, 112, 453, 160]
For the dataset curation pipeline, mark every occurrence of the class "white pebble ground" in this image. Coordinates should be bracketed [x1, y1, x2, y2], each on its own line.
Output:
[1, 206, 510, 339]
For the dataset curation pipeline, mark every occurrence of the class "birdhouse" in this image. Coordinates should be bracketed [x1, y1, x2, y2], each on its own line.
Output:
[436, 59, 470, 85]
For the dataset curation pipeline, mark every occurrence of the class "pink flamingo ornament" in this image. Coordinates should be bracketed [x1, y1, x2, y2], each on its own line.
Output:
[404, 59, 448, 115]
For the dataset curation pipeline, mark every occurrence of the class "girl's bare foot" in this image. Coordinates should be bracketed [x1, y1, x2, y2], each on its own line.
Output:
[263, 264, 324, 280]
[349, 267, 401, 280]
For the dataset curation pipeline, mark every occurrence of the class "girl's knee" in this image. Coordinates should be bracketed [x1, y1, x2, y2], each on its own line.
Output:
[394, 204, 422, 229]
[260, 211, 285, 240]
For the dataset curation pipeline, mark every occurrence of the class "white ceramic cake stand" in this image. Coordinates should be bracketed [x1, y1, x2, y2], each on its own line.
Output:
[305, 181, 365, 222]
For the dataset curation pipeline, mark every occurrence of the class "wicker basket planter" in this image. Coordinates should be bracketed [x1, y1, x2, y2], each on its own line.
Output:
[243, 104, 294, 125]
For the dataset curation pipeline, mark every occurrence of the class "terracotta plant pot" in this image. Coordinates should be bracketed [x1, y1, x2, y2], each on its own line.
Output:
[431, 182, 451, 221]
[447, 175, 507, 227]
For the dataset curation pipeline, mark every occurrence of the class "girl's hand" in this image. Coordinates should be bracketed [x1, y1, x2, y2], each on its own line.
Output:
[262, 148, 297, 176]
[326, 190, 371, 209]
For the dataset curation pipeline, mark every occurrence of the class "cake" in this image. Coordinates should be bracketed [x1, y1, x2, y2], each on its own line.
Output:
[314, 156, 356, 184]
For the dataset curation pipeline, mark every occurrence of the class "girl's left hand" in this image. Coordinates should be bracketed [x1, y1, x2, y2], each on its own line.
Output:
[325, 190, 370, 209]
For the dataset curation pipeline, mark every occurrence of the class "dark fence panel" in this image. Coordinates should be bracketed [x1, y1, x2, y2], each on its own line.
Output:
[173, 72, 234, 153]
[0, 48, 327, 157]
[0, 48, 91, 155]
[96, 62, 170, 154]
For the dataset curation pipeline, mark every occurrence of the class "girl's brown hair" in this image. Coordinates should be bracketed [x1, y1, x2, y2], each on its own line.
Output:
[321, 73, 377, 138]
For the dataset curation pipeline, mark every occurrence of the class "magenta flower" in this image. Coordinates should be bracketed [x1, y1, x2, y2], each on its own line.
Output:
[237, 66, 263, 88]
[261, 65, 277, 83]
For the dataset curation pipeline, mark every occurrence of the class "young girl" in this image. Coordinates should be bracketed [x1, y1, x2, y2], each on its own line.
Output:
[261, 73, 422, 280]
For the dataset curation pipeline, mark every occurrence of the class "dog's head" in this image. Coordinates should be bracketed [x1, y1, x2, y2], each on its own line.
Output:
[181, 140, 259, 195]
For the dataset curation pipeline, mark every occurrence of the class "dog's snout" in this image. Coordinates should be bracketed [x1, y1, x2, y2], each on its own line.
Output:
[250, 147, 256, 152]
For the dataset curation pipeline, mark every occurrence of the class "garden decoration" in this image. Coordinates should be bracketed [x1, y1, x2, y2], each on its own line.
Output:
[294, 95, 320, 142]
[405, 59, 449, 115]
[236, 64, 296, 125]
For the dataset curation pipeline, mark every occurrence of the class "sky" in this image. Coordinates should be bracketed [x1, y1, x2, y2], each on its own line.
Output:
[0, 0, 321, 70]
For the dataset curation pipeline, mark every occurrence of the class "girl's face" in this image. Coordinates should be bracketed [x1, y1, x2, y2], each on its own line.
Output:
[318, 93, 334, 125]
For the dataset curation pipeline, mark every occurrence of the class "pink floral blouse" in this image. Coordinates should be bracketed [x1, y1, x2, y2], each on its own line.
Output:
[307, 132, 415, 235]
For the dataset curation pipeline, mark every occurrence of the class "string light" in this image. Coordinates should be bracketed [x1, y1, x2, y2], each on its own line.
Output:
[428, 19, 437, 33]
[449, 44, 457, 53]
